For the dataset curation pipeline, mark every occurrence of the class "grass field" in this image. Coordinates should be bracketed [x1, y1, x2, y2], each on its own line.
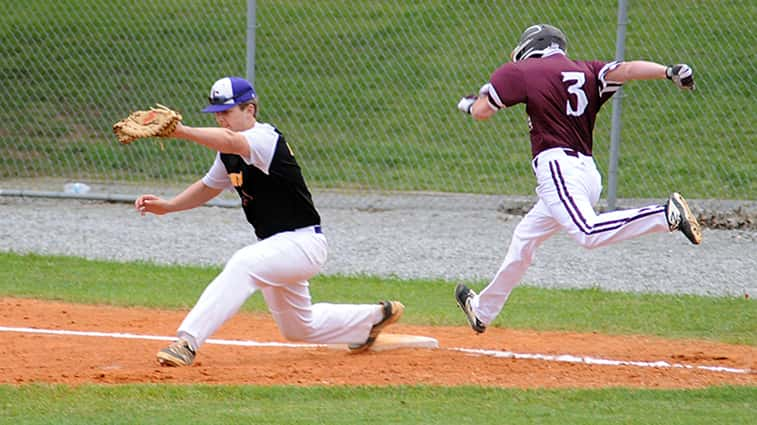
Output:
[1, 1, 755, 422]
[1, 253, 754, 345]
[1, 1, 754, 199]
[2, 385, 755, 425]
[1, 252, 754, 423]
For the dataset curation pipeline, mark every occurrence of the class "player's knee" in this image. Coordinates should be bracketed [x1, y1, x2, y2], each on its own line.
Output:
[582, 241, 602, 250]
[278, 321, 317, 342]
[569, 233, 602, 250]
[225, 247, 268, 277]
[224, 250, 248, 271]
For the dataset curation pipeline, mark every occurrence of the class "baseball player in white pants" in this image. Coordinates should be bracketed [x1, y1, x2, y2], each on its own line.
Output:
[136, 76, 403, 366]
[454, 25, 702, 333]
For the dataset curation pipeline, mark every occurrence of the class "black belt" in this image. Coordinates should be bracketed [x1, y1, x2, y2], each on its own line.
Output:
[533, 148, 580, 169]
[563, 148, 579, 158]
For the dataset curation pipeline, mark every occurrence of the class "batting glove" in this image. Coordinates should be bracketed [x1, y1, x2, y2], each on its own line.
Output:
[457, 95, 477, 114]
[666, 64, 695, 90]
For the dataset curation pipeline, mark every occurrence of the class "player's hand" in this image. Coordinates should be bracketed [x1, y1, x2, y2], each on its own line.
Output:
[666, 64, 695, 90]
[457, 95, 477, 114]
[135, 194, 169, 216]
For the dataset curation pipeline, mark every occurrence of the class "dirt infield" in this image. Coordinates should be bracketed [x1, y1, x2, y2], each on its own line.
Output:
[1, 298, 754, 388]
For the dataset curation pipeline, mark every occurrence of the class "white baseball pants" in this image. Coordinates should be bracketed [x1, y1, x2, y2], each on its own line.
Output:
[176, 225, 383, 350]
[474, 148, 670, 325]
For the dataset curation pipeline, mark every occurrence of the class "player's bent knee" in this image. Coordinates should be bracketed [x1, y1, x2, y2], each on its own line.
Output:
[278, 322, 317, 342]
[568, 233, 603, 250]
[581, 239, 602, 250]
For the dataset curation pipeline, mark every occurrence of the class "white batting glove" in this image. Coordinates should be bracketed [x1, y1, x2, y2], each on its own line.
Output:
[666, 64, 695, 90]
[457, 95, 476, 114]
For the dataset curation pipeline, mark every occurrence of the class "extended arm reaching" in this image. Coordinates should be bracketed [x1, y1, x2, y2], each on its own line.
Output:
[135, 180, 223, 216]
[172, 123, 251, 158]
[606, 61, 695, 90]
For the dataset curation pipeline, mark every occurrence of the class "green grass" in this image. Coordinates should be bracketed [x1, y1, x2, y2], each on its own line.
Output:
[0, 385, 754, 425]
[2, 252, 754, 345]
[1, 251, 754, 423]
[0, 1, 754, 198]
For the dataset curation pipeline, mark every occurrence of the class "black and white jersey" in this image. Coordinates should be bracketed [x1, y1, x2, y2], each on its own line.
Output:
[202, 122, 320, 239]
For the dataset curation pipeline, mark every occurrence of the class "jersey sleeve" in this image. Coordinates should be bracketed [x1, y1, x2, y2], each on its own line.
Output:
[595, 60, 624, 99]
[487, 63, 528, 109]
[201, 153, 233, 190]
[240, 124, 278, 175]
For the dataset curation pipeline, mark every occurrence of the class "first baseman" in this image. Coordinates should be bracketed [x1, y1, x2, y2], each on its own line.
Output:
[454, 24, 701, 333]
[134, 76, 403, 366]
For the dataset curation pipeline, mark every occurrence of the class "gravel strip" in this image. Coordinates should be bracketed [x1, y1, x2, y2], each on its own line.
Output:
[1, 194, 754, 298]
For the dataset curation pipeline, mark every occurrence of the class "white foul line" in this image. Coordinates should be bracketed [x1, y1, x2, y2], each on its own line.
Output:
[450, 347, 751, 375]
[0, 326, 320, 349]
[0, 326, 751, 375]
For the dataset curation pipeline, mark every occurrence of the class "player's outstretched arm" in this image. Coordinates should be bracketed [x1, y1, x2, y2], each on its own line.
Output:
[172, 123, 252, 158]
[606, 61, 695, 90]
[135, 180, 222, 216]
[457, 83, 499, 121]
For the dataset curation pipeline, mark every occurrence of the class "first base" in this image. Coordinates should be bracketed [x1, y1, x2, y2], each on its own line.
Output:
[328, 333, 439, 352]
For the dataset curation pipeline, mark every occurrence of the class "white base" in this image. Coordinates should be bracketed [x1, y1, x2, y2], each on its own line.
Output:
[328, 333, 439, 352]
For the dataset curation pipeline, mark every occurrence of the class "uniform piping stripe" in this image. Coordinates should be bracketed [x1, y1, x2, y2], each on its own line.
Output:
[549, 160, 624, 234]
[487, 89, 504, 109]
[549, 160, 664, 235]
[552, 161, 627, 232]
[549, 160, 587, 232]
[598, 60, 624, 96]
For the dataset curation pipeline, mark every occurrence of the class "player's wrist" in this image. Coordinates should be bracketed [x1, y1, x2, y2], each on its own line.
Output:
[665, 65, 674, 80]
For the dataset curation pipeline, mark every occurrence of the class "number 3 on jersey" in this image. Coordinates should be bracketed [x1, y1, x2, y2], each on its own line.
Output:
[561, 72, 588, 117]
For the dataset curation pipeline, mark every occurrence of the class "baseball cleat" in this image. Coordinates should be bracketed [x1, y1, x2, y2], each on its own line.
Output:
[156, 338, 196, 367]
[455, 284, 486, 333]
[349, 300, 404, 353]
[666, 192, 702, 245]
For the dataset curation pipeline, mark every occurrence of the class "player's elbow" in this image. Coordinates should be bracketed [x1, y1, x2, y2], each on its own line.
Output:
[471, 108, 495, 121]
[471, 112, 490, 121]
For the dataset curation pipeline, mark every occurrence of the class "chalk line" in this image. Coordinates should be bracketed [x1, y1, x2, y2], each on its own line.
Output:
[0, 326, 751, 375]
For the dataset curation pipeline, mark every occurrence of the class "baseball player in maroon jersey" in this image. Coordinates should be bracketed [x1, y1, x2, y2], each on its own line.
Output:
[454, 25, 701, 333]
[136, 76, 403, 366]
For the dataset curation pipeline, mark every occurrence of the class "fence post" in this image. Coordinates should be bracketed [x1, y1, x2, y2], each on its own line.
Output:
[607, 0, 629, 210]
[246, 0, 257, 86]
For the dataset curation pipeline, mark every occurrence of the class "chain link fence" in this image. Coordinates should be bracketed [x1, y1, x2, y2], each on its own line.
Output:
[1, 0, 754, 205]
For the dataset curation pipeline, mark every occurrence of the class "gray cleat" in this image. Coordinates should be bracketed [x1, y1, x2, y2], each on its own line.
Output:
[455, 284, 486, 334]
[666, 192, 702, 245]
[349, 300, 404, 353]
[157, 338, 196, 367]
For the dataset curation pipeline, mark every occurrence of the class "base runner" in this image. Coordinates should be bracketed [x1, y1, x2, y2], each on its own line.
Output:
[454, 24, 701, 333]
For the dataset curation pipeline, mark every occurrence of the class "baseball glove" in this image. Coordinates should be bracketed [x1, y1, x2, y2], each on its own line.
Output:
[113, 104, 182, 144]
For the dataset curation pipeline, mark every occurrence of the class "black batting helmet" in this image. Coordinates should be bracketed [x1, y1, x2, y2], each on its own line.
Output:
[510, 24, 568, 62]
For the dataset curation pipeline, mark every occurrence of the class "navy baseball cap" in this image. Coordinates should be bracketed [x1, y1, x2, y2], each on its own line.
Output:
[202, 76, 257, 113]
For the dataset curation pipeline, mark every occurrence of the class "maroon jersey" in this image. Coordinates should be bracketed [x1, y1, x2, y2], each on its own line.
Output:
[486, 53, 622, 157]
